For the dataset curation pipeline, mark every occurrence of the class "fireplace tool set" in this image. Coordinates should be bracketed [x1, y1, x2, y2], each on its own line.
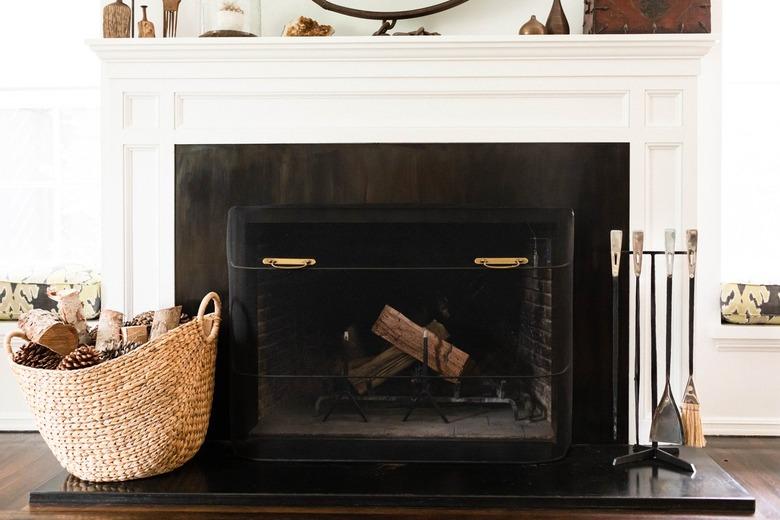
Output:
[611, 228, 703, 473]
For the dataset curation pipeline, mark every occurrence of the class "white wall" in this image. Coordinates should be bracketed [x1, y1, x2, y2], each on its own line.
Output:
[721, 2, 780, 284]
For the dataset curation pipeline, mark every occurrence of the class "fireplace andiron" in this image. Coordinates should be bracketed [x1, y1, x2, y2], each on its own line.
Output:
[612, 229, 695, 473]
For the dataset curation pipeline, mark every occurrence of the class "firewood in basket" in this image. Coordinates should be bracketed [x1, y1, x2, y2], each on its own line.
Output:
[121, 325, 149, 345]
[95, 309, 123, 352]
[371, 305, 470, 381]
[48, 287, 90, 346]
[17, 309, 79, 356]
[150, 305, 183, 340]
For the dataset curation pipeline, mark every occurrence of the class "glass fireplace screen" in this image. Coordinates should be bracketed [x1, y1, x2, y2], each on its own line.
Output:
[227, 206, 573, 463]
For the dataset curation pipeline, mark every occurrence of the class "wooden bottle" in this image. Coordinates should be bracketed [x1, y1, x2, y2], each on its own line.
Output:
[138, 5, 156, 38]
[545, 0, 570, 35]
[103, 0, 132, 38]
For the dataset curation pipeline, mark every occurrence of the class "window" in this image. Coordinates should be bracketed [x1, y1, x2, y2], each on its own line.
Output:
[721, 2, 780, 283]
[0, 3, 100, 275]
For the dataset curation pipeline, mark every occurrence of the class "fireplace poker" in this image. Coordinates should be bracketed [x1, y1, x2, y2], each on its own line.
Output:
[631, 231, 644, 449]
[610, 230, 623, 442]
[649, 230, 684, 445]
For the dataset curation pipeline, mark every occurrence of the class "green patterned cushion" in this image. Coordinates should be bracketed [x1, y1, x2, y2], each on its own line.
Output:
[721, 283, 780, 325]
[0, 265, 101, 320]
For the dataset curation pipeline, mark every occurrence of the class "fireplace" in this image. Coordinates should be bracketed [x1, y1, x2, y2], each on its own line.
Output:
[43, 36, 754, 511]
[226, 206, 573, 462]
[175, 142, 631, 451]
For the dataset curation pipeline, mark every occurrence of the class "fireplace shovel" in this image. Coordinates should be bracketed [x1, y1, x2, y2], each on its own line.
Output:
[649, 229, 684, 445]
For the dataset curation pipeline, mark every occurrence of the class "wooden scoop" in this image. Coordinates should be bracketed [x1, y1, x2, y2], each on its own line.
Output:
[649, 229, 684, 445]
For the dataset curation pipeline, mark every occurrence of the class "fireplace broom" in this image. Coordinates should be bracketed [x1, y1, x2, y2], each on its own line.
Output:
[681, 229, 706, 447]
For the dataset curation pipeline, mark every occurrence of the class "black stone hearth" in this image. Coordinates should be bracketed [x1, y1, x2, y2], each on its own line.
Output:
[30, 444, 754, 513]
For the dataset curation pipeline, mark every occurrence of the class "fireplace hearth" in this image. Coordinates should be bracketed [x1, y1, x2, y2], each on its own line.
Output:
[227, 206, 573, 462]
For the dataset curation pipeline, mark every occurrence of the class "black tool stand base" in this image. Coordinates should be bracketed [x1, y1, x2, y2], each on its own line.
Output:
[613, 444, 695, 473]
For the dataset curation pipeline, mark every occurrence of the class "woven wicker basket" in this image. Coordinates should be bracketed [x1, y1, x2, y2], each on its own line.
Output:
[4, 292, 221, 482]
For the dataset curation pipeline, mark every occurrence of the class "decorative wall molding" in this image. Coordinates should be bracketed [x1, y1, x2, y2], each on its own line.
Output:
[0, 416, 37, 432]
[716, 339, 780, 353]
[88, 35, 715, 69]
[704, 417, 780, 436]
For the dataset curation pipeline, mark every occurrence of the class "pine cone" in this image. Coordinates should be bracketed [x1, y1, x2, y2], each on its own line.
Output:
[100, 340, 142, 362]
[125, 310, 154, 327]
[12, 342, 62, 370]
[57, 345, 102, 370]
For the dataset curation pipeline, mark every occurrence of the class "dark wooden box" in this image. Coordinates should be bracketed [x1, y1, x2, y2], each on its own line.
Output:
[584, 0, 711, 34]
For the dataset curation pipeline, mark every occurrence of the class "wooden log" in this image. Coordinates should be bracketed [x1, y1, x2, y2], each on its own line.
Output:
[150, 305, 182, 340]
[96, 310, 123, 352]
[17, 309, 78, 356]
[371, 305, 470, 380]
[348, 347, 416, 395]
[121, 325, 149, 345]
[48, 288, 90, 345]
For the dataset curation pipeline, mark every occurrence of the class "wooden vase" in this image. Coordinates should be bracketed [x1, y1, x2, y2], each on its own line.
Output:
[138, 5, 156, 37]
[545, 0, 570, 35]
[103, 0, 132, 38]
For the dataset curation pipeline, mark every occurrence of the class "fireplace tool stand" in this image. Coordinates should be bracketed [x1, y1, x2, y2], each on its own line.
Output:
[612, 242, 694, 473]
[404, 330, 450, 423]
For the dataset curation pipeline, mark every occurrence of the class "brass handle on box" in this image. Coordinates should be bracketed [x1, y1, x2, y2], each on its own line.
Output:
[474, 257, 529, 269]
[262, 258, 317, 269]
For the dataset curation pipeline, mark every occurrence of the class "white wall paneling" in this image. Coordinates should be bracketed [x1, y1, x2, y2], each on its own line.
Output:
[123, 93, 160, 130]
[125, 145, 160, 316]
[645, 91, 683, 128]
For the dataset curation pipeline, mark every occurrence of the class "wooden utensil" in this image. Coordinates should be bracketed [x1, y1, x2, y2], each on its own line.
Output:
[649, 229, 684, 445]
[682, 229, 706, 447]
[610, 230, 623, 442]
[163, 0, 181, 37]
[138, 5, 156, 37]
[631, 231, 644, 448]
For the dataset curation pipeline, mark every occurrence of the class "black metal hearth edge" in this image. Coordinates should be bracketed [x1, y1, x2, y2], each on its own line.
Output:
[30, 443, 755, 514]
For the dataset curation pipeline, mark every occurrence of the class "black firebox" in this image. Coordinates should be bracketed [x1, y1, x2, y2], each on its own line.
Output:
[174, 143, 631, 447]
[226, 206, 573, 462]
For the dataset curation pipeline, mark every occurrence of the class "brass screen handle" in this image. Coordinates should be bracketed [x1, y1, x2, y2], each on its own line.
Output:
[262, 258, 316, 269]
[474, 257, 529, 269]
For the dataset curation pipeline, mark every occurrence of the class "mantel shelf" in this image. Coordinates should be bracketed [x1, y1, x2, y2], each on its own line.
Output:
[88, 34, 716, 63]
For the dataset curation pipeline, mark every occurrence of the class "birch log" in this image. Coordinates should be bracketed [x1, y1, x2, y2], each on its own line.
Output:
[150, 305, 182, 340]
[18, 309, 78, 356]
[371, 305, 470, 380]
[122, 325, 149, 345]
[49, 288, 90, 345]
[96, 310, 123, 351]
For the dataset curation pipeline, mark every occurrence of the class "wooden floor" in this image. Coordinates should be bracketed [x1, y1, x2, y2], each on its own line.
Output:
[0, 433, 777, 519]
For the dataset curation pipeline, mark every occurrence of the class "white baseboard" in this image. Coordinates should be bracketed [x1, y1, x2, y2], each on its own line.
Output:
[0, 415, 37, 431]
[703, 417, 780, 436]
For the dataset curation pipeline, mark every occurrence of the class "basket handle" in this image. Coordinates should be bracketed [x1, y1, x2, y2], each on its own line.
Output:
[197, 292, 222, 343]
[4, 329, 29, 357]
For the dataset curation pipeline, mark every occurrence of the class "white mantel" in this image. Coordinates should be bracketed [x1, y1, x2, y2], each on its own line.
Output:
[89, 35, 729, 442]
